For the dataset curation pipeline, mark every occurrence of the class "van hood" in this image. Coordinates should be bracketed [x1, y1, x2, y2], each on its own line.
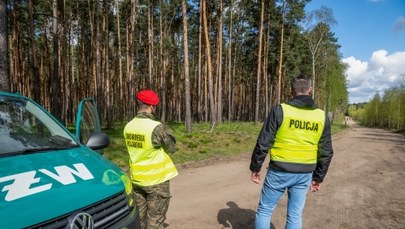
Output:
[0, 147, 128, 228]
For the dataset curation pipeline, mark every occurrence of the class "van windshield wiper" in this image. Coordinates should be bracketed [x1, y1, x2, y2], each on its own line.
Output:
[49, 135, 76, 146]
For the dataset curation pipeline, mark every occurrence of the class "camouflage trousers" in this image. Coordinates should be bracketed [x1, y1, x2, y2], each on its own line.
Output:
[133, 180, 171, 229]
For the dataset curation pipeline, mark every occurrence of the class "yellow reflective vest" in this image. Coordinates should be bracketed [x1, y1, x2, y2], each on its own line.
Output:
[124, 117, 178, 186]
[270, 103, 325, 164]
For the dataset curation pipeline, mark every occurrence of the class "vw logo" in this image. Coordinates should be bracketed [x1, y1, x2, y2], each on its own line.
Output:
[70, 212, 94, 229]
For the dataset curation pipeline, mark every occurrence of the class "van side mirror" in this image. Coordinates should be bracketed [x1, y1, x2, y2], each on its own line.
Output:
[86, 132, 110, 150]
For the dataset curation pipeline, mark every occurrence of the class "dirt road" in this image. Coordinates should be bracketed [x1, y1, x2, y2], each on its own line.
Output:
[165, 121, 405, 229]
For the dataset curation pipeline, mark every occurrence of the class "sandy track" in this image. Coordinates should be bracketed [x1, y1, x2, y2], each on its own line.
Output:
[165, 121, 405, 229]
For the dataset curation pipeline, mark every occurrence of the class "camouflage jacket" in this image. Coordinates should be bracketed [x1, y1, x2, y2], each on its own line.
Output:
[135, 112, 176, 154]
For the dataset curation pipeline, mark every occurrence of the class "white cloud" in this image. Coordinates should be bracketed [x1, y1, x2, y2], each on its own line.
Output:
[342, 57, 368, 88]
[342, 50, 405, 104]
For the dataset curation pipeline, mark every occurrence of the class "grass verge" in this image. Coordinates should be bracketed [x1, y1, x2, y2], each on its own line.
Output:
[102, 121, 348, 171]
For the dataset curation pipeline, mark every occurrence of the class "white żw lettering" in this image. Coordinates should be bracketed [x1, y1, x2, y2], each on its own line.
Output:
[0, 171, 52, 201]
[39, 163, 94, 185]
[0, 163, 95, 201]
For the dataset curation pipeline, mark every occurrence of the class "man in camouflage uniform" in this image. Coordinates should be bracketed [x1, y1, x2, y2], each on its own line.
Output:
[124, 90, 178, 229]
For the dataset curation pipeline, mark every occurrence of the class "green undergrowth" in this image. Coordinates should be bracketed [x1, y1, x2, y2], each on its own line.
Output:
[100, 121, 347, 171]
[102, 122, 260, 171]
[331, 122, 350, 135]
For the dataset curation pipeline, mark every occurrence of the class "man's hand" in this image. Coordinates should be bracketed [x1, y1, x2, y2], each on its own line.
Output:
[310, 181, 321, 192]
[251, 172, 261, 184]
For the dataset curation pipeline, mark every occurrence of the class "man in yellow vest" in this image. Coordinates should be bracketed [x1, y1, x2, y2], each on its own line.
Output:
[250, 75, 334, 229]
[124, 90, 178, 229]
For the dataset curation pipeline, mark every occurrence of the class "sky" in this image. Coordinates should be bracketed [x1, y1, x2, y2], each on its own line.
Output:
[305, 0, 405, 104]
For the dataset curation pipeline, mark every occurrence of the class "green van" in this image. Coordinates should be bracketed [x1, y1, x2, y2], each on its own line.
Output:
[0, 91, 140, 229]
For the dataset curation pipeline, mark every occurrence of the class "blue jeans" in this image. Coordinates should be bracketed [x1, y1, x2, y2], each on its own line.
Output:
[255, 169, 312, 229]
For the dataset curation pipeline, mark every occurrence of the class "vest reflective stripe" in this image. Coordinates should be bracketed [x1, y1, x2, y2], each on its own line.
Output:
[130, 156, 174, 170]
[130, 166, 178, 181]
[270, 103, 325, 164]
[272, 142, 318, 151]
[271, 146, 317, 163]
[124, 117, 178, 186]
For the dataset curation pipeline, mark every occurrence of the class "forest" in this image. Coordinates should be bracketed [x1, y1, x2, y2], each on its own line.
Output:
[349, 80, 405, 131]
[0, 0, 348, 130]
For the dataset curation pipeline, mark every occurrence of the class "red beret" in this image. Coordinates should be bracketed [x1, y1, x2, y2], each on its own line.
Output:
[137, 90, 159, 105]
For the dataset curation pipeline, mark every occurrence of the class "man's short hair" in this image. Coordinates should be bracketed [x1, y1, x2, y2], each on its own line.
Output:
[137, 99, 149, 109]
[291, 75, 312, 94]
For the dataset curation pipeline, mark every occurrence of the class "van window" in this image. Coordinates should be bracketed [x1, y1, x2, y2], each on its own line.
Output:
[0, 96, 78, 155]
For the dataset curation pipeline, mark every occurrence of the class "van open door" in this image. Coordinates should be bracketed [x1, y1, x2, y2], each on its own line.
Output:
[75, 98, 109, 150]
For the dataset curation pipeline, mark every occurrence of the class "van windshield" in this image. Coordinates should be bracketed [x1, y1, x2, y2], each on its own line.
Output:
[0, 96, 78, 156]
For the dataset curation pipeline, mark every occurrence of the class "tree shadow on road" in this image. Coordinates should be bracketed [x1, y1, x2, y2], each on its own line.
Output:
[217, 201, 276, 229]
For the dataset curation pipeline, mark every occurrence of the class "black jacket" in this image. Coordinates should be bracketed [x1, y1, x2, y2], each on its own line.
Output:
[249, 95, 334, 183]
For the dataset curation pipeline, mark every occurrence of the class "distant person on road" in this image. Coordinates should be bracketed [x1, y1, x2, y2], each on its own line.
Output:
[344, 111, 350, 125]
[124, 89, 178, 229]
[250, 75, 334, 229]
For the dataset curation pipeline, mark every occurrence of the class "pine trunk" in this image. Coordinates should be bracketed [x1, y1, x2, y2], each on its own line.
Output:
[255, 0, 264, 123]
[148, 1, 153, 87]
[202, 0, 216, 126]
[0, 0, 9, 92]
[116, 0, 123, 108]
[29, 0, 41, 103]
[216, 0, 223, 124]
[51, 0, 61, 120]
[182, 0, 192, 132]
[277, 1, 286, 104]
